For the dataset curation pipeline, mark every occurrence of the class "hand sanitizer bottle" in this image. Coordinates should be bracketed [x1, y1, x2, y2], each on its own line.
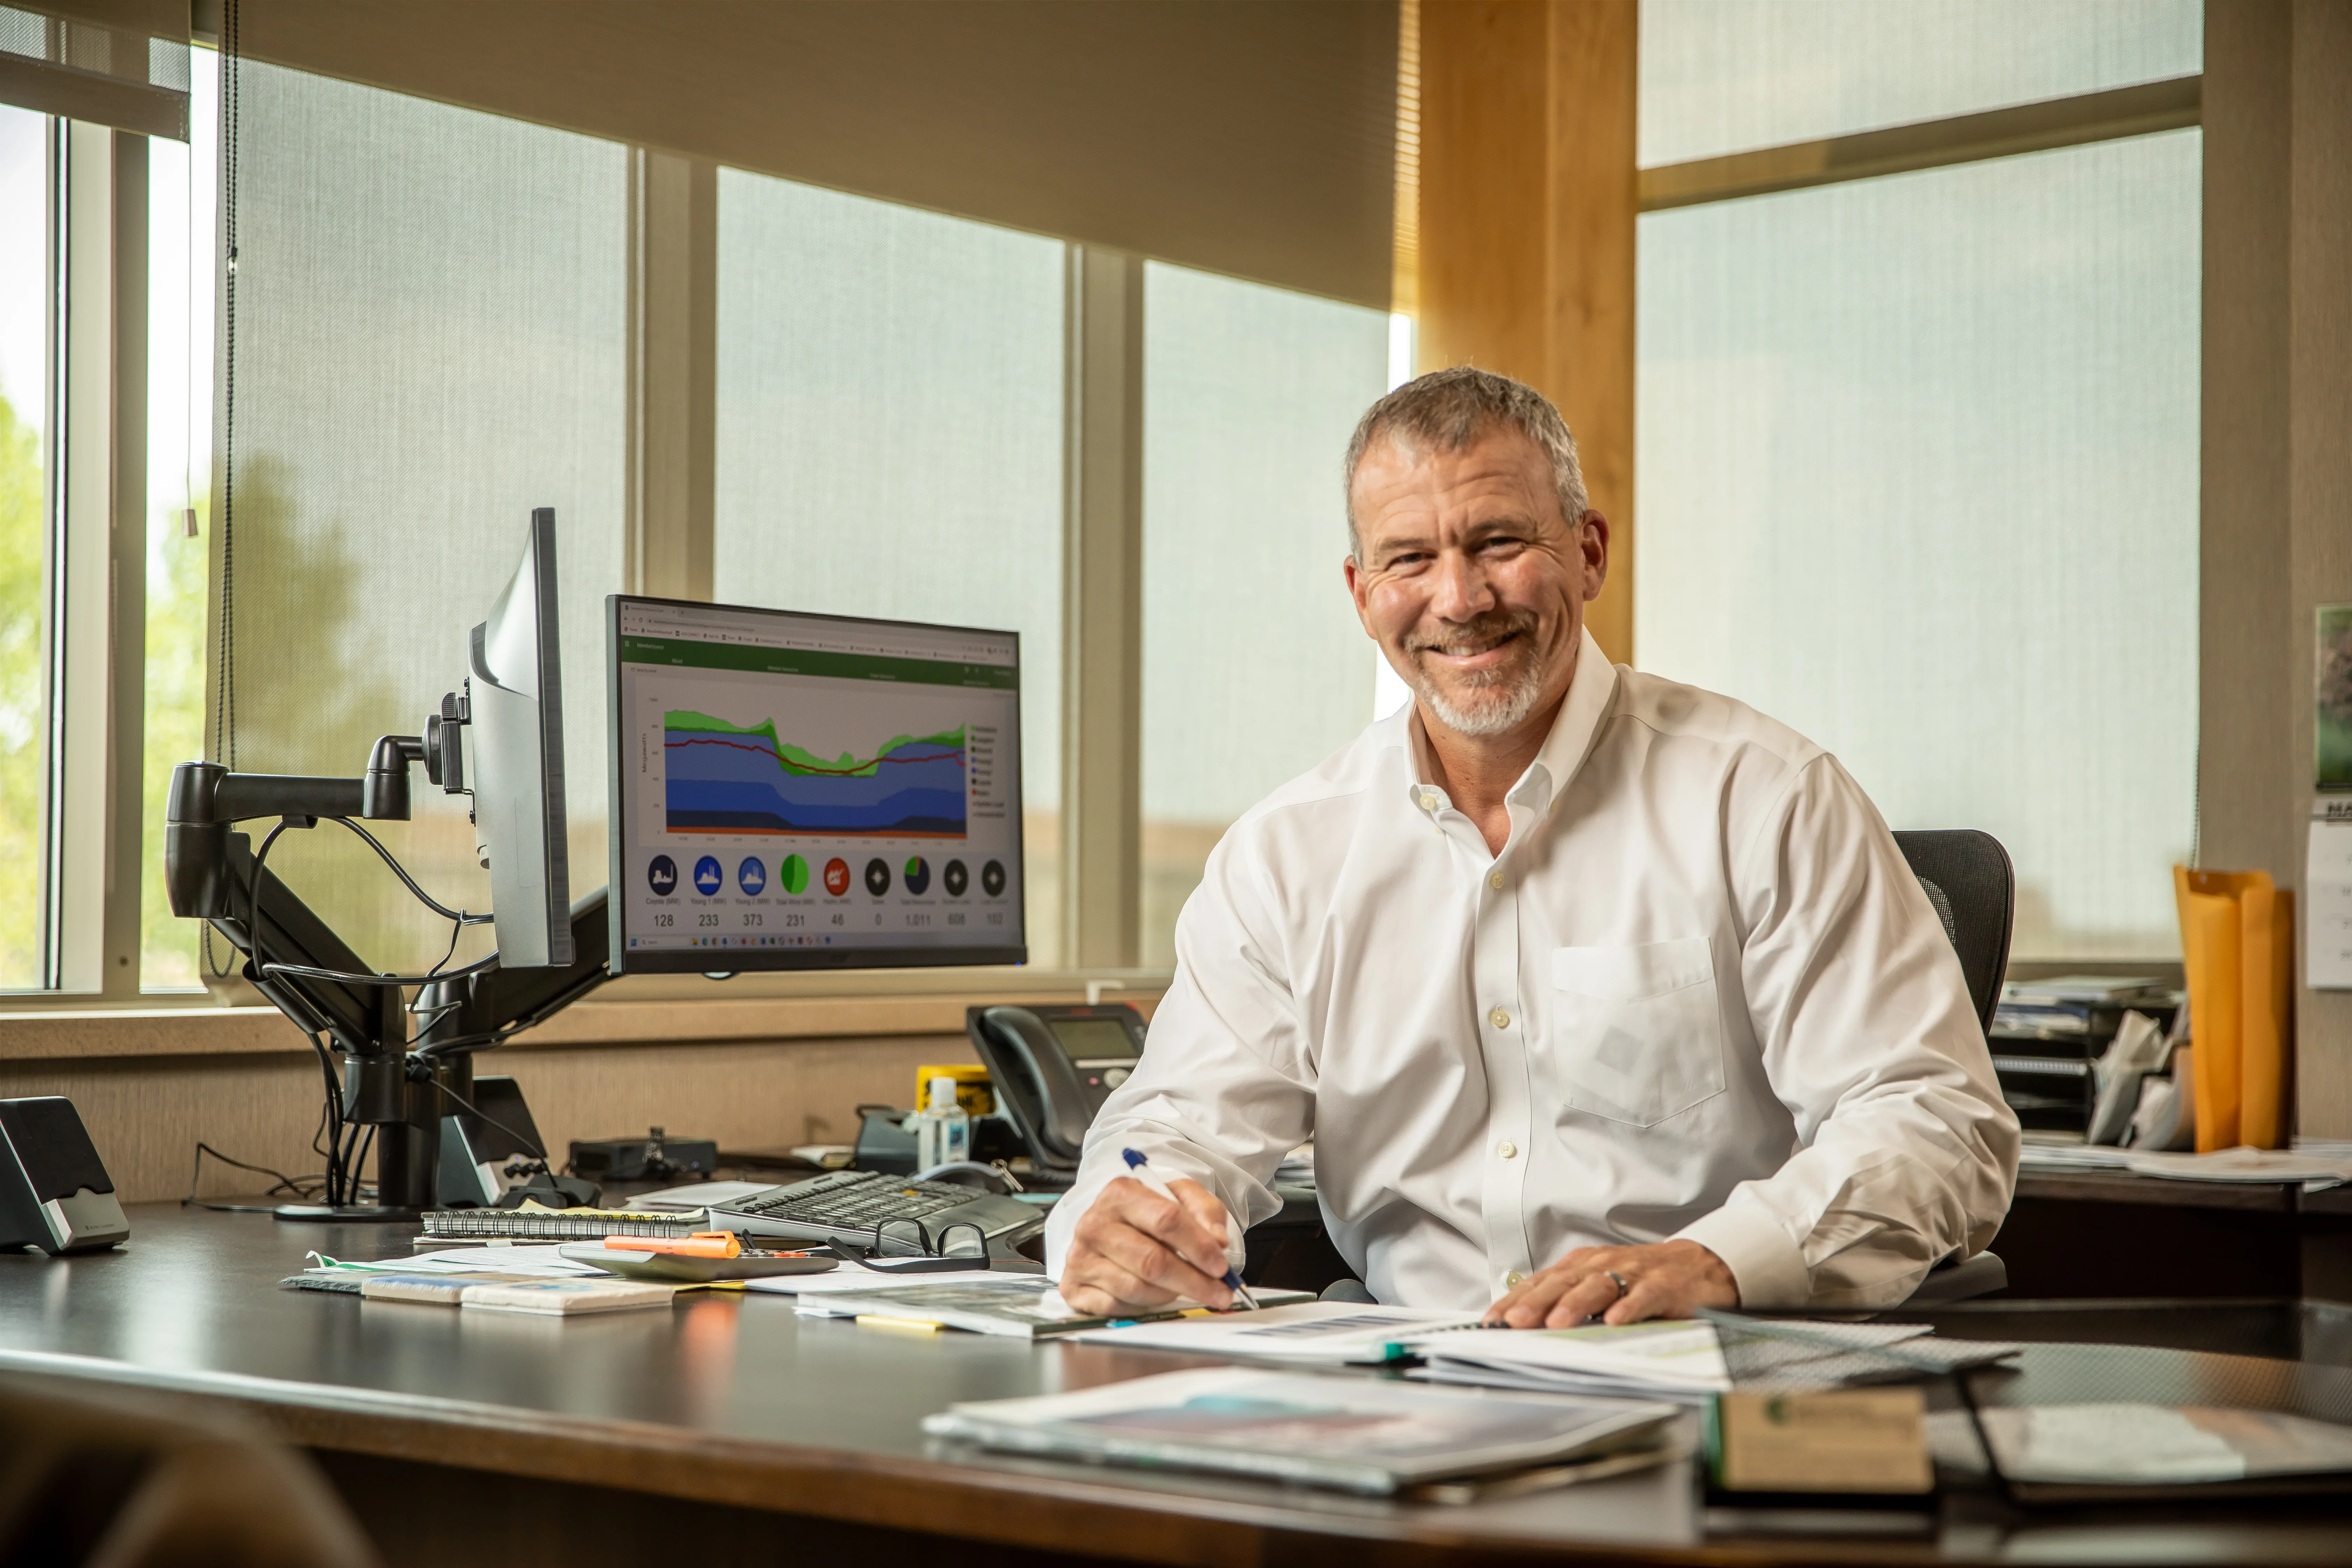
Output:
[917, 1074, 970, 1170]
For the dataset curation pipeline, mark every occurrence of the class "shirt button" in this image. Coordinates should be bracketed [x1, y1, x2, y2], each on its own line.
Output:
[1497, 1140, 1518, 1159]
[1487, 869, 1504, 890]
[1505, 1270, 1526, 1288]
[1489, 1006, 1511, 1029]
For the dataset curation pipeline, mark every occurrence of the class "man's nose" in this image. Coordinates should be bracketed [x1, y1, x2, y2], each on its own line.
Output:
[1426, 550, 1496, 623]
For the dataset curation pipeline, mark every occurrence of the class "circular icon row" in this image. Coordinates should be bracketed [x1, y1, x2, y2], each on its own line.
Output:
[647, 853, 1005, 899]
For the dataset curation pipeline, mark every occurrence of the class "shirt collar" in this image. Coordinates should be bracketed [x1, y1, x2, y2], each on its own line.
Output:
[1401, 626, 1619, 819]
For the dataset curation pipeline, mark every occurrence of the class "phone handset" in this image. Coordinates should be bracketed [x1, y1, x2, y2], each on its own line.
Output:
[971, 1006, 1096, 1166]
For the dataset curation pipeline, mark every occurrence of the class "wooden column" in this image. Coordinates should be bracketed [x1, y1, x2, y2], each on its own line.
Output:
[1415, 0, 1637, 665]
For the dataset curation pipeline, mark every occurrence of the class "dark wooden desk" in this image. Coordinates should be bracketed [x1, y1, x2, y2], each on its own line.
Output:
[1996, 1170, 2352, 1301]
[4, 1206, 2352, 1567]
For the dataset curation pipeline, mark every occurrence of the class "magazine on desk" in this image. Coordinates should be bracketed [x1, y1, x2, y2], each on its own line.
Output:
[923, 1365, 1681, 1495]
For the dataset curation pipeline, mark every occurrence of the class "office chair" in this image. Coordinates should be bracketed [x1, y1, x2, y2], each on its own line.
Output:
[0, 1375, 379, 1567]
[1288, 830, 2023, 1313]
[1891, 828, 2015, 1035]
[1892, 827, 2017, 1307]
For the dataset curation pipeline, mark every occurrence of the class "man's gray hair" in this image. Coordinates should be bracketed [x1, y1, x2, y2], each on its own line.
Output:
[1342, 367, 1589, 561]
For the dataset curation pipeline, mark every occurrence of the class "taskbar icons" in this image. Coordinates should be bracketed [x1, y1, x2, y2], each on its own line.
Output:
[645, 853, 1008, 901]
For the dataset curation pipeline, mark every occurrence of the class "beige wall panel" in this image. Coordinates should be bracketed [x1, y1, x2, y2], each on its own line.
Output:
[1, 1034, 970, 1204]
[2290, 0, 2352, 1134]
[1415, 0, 1636, 665]
[231, 0, 1397, 309]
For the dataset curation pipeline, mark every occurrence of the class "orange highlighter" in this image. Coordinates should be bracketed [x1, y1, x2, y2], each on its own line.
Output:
[602, 1232, 741, 1259]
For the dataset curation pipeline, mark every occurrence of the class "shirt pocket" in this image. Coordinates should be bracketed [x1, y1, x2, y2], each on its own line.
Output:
[1548, 939, 1728, 1127]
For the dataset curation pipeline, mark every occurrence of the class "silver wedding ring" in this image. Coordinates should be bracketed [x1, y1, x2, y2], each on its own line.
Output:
[1604, 1269, 1630, 1300]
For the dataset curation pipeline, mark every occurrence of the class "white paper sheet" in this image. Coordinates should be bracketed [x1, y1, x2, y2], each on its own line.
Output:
[2308, 814, 2352, 989]
[1068, 1302, 1481, 1362]
[739, 1262, 1011, 1296]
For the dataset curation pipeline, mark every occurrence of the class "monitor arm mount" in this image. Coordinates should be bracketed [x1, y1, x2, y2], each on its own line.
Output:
[164, 694, 611, 1220]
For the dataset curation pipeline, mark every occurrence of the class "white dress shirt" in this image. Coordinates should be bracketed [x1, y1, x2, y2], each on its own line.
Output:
[1045, 629, 2019, 1311]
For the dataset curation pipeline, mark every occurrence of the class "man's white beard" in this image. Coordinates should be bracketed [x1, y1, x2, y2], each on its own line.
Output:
[1405, 614, 1553, 738]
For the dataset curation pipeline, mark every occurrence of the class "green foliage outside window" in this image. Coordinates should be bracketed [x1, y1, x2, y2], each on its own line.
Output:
[0, 394, 40, 988]
[142, 492, 208, 987]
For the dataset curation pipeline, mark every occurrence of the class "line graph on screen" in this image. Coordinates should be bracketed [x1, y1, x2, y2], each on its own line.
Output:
[663, 711, 967, 837]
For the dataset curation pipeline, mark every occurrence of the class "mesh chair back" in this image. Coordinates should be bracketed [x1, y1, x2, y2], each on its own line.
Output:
[1892, 829, 2014, 1034]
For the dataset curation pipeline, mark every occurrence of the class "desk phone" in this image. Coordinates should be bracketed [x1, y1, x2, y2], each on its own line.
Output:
[965, 1003, 1148, 1175]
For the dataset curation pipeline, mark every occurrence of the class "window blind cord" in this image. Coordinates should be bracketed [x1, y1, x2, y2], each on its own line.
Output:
[212, 0, 239, 773]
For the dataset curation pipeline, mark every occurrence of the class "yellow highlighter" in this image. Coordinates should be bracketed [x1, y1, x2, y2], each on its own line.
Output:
[602, 1231, 741, 1259]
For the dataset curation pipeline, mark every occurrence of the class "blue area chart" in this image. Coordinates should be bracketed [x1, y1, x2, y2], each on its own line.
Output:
[664, 720, 968, 838]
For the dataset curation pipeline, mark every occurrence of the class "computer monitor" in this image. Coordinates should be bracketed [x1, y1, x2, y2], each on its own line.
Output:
[465, 508, 573, 968]
[606, 596, 1026, 972]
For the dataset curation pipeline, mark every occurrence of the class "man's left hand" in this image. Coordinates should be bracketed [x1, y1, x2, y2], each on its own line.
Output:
[1484, 1239, 1737, 1328]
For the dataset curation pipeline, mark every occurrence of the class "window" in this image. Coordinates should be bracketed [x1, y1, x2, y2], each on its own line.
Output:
[1140, 262, 1389, 966]
[212, 63, 628, 973]
[0, 103, 43, 989]
[1640, 0, 2203, 165]
[1635, 4, 2203, 959]
[712, 171, 1068, 966]
[6, 45, 1399, 1000]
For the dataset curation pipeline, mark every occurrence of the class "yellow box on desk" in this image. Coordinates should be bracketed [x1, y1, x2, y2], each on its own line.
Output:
[1708, 1388, 1932, 1495]
[916, 1064, 993, 1117]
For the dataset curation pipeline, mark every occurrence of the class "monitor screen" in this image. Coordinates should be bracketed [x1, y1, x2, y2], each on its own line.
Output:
[607, 596, 1026, 972]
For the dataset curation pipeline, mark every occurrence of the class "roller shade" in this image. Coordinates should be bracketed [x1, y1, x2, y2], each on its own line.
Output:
[0, 0, 188, 139]
[226, 0, 1398, 308]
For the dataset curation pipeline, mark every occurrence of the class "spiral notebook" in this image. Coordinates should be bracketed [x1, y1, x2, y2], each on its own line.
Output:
[420, 1206, 708, 1241]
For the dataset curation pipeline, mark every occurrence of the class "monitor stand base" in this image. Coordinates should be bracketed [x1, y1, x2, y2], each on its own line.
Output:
[272, 1204, 421, 1223]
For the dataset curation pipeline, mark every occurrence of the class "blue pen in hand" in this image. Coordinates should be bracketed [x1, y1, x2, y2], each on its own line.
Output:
[1120, 1147, 1260, 1310]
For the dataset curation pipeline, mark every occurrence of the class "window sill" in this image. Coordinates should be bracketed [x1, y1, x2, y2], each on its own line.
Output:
[0, 970, 1171, 1063]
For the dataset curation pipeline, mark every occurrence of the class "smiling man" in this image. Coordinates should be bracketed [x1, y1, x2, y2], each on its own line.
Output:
[1045, 368, 2018, 1326]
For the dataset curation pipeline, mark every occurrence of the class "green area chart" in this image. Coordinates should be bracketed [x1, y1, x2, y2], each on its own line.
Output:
[661, 710, 968, 838]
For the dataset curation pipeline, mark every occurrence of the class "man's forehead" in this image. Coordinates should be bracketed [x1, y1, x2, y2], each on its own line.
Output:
[1353, 427, 1556, 533]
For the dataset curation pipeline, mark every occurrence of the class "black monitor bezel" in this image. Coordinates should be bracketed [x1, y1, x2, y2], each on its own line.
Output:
[605, 593, 1029, 975]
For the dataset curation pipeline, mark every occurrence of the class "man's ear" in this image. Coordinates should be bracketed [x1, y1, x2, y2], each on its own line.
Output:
[1343, 552, 1376, 634]
[1578, 511, 1611, 603]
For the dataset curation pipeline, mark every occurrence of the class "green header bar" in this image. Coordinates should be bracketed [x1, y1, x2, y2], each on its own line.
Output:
[618, 636, 1017, 690]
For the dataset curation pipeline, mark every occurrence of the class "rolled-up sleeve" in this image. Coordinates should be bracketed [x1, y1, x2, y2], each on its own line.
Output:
[1043, 833, 1319, 1281]
[1672, 756, 2020, 1310]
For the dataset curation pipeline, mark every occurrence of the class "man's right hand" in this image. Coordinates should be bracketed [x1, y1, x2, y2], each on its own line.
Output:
[1058, 1174, 1236, 1316]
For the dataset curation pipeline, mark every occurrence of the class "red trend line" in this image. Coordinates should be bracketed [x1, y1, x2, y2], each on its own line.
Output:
[664, 735, 966, 777]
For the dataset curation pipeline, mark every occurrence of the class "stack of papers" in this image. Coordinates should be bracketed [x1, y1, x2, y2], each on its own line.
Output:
[2017, 1143, 2352, 1189]
[1416, 1318, 2021, 1402]
[924, 1366, 1680, 1496]
[1069, 1301, 1481, 1363]
[310, 1246, 602, 1277]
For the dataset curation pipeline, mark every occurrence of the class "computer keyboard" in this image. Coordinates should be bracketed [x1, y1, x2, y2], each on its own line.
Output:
[712, 1169, 1038, 1246]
